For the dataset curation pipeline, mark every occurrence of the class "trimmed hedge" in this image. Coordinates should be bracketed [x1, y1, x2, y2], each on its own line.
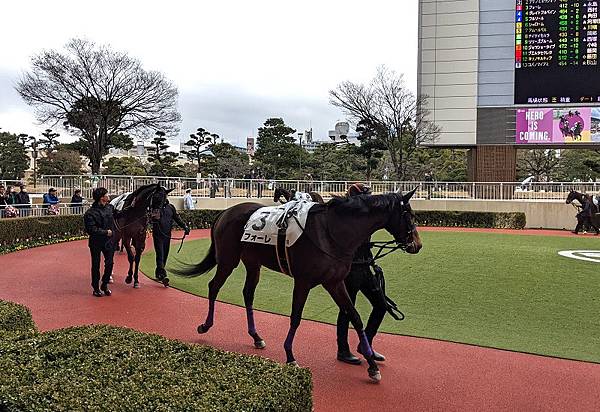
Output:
[415, 211, 526, 229]
[0, 300, 37, 336]
[0, 208, 525, 255]
[0, 300, 312, 411]
[0, 210, 222, 255]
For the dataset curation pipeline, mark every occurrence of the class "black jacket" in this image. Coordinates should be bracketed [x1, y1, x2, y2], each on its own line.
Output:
[83, 202, 117, 248]
[152, 204, 187, 237]
[351, 236, 374, 268]
[71, 194, 84, 205]
[15, 191, 30, 208]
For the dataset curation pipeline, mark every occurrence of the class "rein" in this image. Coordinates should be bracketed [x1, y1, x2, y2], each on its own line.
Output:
[153, 224, 188, 253]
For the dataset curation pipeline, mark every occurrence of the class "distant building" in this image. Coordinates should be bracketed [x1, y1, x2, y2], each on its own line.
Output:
[328, 121, 360, 146]
[246, 137, 255, 157]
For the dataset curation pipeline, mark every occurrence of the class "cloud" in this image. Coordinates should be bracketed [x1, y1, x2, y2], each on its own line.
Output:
[178, 85, 344, 147]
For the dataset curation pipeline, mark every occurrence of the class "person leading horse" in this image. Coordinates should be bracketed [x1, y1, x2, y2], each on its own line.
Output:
[566, 190, 599, 235]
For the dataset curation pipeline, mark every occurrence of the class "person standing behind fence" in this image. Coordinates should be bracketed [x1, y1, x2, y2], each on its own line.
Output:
[183, 188, 196, 210]
[5, 185, 18, 205]
[71, 189, 84, 214]
[43, 188, 60, 215]
[0, 185, 7, 218]
[15, 184, 31, 217]
[84, 187, 117, 297]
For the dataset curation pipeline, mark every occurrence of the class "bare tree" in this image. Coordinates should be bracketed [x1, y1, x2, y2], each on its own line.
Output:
[16, 39, 181, 174]
[517, 149, 561, 181]
[329, 66, 438, 179]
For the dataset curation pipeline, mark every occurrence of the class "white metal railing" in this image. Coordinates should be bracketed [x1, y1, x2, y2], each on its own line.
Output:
[2, 175, 599, 204]
[0, 203, 88, 218]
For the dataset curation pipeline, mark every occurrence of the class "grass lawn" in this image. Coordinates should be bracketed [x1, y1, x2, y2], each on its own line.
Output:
[140, 231, 600, 363]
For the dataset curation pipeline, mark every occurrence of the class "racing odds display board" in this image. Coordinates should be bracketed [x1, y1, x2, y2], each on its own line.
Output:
[515, 0, 600, 105]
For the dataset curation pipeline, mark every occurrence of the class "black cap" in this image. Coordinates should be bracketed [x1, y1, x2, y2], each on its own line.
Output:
[92, 187, 108, 202]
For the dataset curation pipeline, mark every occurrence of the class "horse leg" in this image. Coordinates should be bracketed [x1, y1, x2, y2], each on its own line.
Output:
[284, 282, 310, 366]
[124, 240, 135, 284]
[197, 264, 235, 334]
[133, 242, 145, 288]
[242, 260, 265, 349]
[323, 280, 381, 382]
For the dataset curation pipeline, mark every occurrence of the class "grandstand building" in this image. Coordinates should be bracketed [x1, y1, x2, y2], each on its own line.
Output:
[418, 0, 600, 181]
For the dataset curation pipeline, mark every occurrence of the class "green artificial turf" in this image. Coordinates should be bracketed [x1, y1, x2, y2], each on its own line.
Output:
[140, 231, 600, 363]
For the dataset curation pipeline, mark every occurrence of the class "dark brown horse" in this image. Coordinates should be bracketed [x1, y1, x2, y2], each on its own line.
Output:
[175, 189, 421, 382]
[566, 190, 600, 234]
[114, 184, 173, 287]
[273, 187, 325, 204]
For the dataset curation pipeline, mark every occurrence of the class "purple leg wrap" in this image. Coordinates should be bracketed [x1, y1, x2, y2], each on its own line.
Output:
[359, 331, 373, 357]
[246, 307, 257, 335]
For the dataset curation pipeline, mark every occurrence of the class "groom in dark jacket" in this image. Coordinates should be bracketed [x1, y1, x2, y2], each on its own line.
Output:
[84, 187, 119, 297]
[152, 199, 189, 281]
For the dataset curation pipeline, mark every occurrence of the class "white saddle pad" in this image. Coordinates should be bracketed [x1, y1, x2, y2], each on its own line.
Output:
[242, 200, 316, 247]
[293, 191, 312, 202]
[110, 192, 131, 211]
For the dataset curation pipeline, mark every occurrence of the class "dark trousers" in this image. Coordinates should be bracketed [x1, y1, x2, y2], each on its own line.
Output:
[575, 214, 599, 234]
[153, 234, 171, 278]
[90, 245, 114, 291]
[336, 266, 387, 352]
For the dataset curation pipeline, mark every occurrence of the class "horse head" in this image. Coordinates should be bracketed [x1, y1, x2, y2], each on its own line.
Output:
[150, 186, 175, 220]
[274, 187, 292, 203]
[385, 187, 422, 254]
[566, 190, 579, 204]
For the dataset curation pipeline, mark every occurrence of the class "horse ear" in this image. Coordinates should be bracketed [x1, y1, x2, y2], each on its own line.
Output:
[402, 187, 418, 203]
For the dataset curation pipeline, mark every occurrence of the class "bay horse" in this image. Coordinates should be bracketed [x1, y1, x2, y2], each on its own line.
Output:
[175, 189, 421, 382]
[566, 190, 600, 234]
[114, 184, 173, 287]
[273, 187, 324, 204]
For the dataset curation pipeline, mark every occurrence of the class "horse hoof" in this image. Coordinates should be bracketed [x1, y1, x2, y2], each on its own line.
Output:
[133, 282, 140, 289]
[162, 278, 170, 287]
[369, 370, 382, 383]
[287, 361, 298, 367]
[254, 340, 266, 349]
[125, 276, 132, 284]
[197, 324, 209, 334]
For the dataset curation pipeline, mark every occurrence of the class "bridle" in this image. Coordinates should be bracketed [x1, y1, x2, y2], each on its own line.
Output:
[354, 204, 417, 265]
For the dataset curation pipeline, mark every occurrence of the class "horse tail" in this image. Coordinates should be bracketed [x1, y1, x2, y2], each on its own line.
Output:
[173, 212, 222, 277]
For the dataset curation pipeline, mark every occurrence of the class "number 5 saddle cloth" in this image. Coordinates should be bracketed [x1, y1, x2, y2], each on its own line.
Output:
[242, 200, 316, 247]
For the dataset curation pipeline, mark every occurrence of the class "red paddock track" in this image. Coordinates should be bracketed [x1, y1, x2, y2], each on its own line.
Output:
[1, 228, 599, 411]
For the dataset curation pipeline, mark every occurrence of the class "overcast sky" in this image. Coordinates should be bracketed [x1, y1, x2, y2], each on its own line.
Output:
[0, 0, 418, 149]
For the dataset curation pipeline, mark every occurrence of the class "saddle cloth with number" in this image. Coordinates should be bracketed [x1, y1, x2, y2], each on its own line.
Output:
[242, 200, 316, 247]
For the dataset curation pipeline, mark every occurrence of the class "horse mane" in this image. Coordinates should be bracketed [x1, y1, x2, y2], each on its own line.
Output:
[326, 193, 402, 214]
[124, 183, 160, 208]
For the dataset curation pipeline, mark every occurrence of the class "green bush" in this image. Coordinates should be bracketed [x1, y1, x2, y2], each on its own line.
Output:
[0, 210, 222, 255]
[415, 211, 526, 229]
[0, 209, 525, 255]
[0, 300, 37, 336]
[0, 301, 312, 411]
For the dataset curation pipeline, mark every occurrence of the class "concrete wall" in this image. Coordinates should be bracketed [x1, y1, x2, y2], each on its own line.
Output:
[171, 197, 576, 230]
[477, 0, 515, 107]
[412, 200, 576, 230]
[418, 0, 480, 146]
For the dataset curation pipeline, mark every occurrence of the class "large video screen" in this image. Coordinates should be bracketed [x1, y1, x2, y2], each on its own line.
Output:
[515, 0, 600, 105]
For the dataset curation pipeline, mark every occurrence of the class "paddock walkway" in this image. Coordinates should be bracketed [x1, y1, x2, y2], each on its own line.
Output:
[1, 228, 599, 411]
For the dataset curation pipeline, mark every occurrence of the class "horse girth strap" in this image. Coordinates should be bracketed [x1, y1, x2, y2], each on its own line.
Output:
[276, 227, 292, 277]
